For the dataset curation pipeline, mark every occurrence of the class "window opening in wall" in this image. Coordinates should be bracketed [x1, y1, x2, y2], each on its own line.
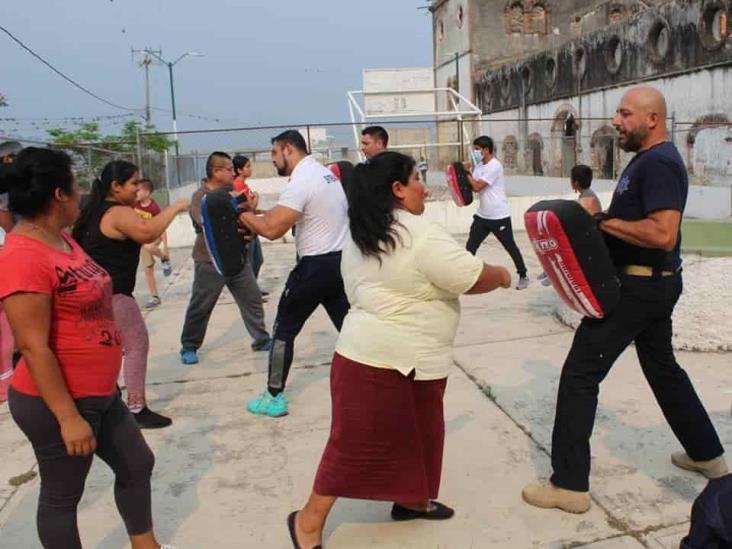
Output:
[574, 47, 587, 79]
[521, 65, 532, 94]
[527, 135, 544, 175]
[506, 2, 524, 34]
[648, 20, 671, 62]
[608, 3, 625, 24]
[700, 4, 729, 49]
[530, 3, 548, 34]
[712, 8, 728, 42]
[545, 57, 557, 88]
[501, 73, 511, 99]
[482, 82, 494, 111]
[605, 36, 623, 74]
[438, 19, 445, 41]
[457, 5, 464, 28]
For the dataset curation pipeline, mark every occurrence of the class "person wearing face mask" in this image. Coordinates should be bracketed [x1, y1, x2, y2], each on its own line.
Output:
[464, 136, 529, 290]
[287, 151, 511, 549]
[523, 86, 727, 514]
[73, 161, 189, 429]
[239, 130, 350, 418]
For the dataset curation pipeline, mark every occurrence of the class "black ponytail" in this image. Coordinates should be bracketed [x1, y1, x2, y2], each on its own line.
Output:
[71, 160, 138, 241]
[348, 151, 415, 262]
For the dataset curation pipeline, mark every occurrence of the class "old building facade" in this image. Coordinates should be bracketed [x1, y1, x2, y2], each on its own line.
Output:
[431, 0, 732, 185]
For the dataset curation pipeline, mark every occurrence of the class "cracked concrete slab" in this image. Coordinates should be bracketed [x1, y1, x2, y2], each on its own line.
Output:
[0, 237, 727, 549]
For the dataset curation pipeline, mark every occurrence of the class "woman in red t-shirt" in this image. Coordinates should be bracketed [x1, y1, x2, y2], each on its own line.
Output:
[0, 148, 172, 549]
[232, 155, 265, 281]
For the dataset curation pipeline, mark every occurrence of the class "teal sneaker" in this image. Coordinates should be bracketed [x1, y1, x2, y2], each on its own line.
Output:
[246, 390, 288, 417]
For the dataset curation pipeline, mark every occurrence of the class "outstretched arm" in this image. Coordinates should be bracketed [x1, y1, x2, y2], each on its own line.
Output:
[239, 205, 301, 241]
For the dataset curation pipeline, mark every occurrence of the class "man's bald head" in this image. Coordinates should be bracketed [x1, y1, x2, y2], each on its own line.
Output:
[613, 86, 669, 152]
[622, 86, 668, 120]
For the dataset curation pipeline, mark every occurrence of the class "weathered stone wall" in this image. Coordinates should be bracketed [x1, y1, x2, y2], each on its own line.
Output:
[474, 0, 732, 113]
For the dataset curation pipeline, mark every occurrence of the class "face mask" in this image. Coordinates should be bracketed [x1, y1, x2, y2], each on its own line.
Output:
[470, 150, 483, 166]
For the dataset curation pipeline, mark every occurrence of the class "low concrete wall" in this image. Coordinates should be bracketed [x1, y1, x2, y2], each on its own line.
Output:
[165, 177, 730, 248]
[686, 185, 732, 219]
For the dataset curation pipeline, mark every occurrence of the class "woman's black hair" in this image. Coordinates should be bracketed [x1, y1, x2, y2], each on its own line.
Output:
[232, 155, 250, 175]
[72, 159, 138, 241]
[348, 151, 416, 261]
[3, 147, 74, 217]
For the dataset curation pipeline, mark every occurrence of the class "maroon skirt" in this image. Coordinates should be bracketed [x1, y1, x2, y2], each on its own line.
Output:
[313, 353, 447, 502]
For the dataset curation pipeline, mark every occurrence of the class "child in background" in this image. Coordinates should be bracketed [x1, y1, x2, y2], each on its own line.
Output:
[538, 164, 602, 286]
[134, 179, 172, 308]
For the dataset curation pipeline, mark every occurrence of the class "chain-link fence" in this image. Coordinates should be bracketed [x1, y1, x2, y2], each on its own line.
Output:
[7, 114, 729, 207]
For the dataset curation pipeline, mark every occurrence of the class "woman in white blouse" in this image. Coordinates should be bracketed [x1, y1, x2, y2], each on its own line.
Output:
[287, 151, 511, 549]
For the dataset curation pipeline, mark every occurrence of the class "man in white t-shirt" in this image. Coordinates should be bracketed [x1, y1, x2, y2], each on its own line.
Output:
[465, 135, 529, 290]
[239, 129, 349, 417]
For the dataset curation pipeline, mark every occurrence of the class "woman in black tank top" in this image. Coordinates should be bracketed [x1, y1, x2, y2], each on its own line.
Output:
[74, 161, 188, 429]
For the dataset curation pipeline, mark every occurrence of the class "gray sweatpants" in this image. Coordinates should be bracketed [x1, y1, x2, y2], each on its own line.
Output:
[180, 261, 269, 351]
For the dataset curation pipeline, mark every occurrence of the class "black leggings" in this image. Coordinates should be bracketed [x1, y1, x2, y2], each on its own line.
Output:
[268, 252, 349, 395]
[8, 387, 155, 549]
[466, 215, 527, 277]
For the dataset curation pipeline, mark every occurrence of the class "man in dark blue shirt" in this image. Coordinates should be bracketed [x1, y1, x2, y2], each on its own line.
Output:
[523, 86, 727, 514]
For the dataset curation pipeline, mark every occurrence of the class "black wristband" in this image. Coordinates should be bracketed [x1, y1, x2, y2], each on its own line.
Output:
[593, 212, 611, 223]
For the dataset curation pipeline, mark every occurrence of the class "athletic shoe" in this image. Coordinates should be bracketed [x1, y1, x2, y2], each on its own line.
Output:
[671, 452, 729, 479]
[537, 271, 548, 281]
[133, 407, 172, 429]
[180, 349, 199, 365]
[162, 260, 173, 277]
[145, 296, 161, 309]
[246, 390, 288, 417]
[251, 337, 272, 352]
[541, 276, 552, 287]
[521, 482, 591, 514]
[516, 276, 530, 290]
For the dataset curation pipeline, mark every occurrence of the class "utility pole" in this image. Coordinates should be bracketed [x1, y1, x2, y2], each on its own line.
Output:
[132, 48, 161, 125]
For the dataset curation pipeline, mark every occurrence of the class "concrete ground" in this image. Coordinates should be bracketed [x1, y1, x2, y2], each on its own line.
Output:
[0, 233, 730, 549]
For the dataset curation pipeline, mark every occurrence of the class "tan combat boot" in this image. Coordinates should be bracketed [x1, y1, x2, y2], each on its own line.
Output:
[521, 482, 591, 514]
[671, 452, 729, 479]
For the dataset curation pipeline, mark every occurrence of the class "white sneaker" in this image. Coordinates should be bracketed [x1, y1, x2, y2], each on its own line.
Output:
[516, 276, 529, 290]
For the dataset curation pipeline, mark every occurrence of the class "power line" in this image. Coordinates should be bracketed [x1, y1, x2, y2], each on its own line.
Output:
[0, 24, 143, 113]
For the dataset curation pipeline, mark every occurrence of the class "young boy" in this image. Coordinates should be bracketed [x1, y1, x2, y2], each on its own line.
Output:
[134, 179, 172, 308]
[538, 164, 602, 286]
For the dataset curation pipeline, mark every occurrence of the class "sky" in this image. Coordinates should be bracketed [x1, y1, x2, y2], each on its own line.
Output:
[1, 0, 433, 152]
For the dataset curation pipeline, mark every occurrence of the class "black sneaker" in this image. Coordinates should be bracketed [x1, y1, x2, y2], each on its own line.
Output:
[391, 501, 455, 521]
[251, 337, 273, 352]
[133, 407, 172, 429]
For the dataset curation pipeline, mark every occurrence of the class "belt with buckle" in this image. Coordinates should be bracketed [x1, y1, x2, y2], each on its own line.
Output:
[622, 265, 676, 277]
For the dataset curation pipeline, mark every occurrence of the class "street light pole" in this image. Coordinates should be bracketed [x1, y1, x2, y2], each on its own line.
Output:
[167, 61, 179, 156]
[146, 50, 201, 157]
[454, 51, 460, 95]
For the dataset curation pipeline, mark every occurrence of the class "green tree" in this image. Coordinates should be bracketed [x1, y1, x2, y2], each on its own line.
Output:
[47, 120, 173, 190]
[47, 122, 102, 145]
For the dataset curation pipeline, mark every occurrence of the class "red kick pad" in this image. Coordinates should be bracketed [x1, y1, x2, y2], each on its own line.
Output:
[525, 200, 620, 319]
[446, 162, 473, 207]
